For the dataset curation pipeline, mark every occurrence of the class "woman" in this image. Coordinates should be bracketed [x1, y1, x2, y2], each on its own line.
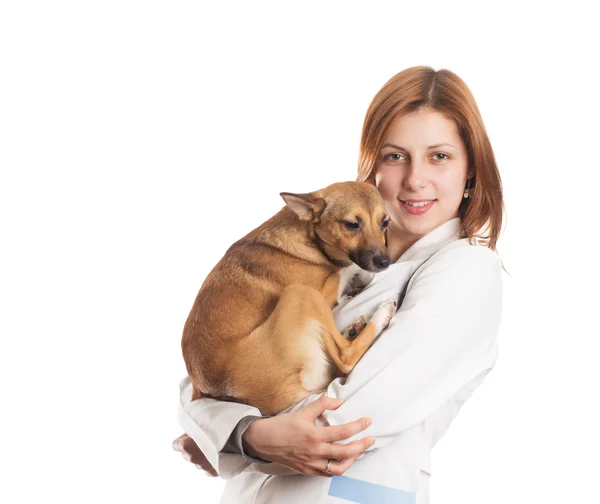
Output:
[173, 66, 504, 504]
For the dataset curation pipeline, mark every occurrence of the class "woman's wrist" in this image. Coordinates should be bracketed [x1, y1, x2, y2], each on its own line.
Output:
[242, 417, 270, 461]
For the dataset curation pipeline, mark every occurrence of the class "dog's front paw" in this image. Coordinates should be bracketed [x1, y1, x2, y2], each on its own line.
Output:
[345, 286, 364, 298]
[347, 271, 374, 293]
[370, 298, 396, 335]
[339, 269, 375, 298]
[335, 293, 355, 308]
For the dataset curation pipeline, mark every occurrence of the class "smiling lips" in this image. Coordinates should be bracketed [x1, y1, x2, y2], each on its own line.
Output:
[399, 199, 437, 215]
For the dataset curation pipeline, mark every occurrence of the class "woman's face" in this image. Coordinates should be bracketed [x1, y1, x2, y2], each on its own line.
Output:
[375, 108, 470, 252]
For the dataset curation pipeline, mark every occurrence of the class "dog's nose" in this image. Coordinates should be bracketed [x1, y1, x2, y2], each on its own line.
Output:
[373, 255, 390, 270]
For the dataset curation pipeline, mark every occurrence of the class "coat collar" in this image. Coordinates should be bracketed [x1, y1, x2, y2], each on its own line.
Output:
[396, 217, 462, 263]
[368, 218, 462, 285]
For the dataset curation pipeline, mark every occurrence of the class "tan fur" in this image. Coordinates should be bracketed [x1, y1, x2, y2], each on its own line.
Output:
[181, 181, 391, 415]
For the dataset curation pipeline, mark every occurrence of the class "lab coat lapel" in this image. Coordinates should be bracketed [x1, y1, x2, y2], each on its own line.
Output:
[368, 218, 462, 286]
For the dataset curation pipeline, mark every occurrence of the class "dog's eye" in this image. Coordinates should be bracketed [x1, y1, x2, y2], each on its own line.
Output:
[343, 221, 360, 231]
[381, 219, 390, 229]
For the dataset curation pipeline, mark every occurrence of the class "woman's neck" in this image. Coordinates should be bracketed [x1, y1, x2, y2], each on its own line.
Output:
[386, 222, 424, 262]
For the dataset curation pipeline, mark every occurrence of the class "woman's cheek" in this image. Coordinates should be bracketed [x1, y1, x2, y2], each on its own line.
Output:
[374, 169, 384, 189]
[375, 169, 398, 200]
[443, 181, 466, 214]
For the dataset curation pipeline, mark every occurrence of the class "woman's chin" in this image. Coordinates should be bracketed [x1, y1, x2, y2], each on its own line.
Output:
[400, 215, 438, 237]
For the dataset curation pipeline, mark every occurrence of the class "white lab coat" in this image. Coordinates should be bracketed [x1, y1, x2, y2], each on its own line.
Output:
[178, 218, 503, 504]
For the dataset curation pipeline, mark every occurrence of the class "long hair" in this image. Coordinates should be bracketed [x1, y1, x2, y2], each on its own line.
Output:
[357, 66, 504, 251]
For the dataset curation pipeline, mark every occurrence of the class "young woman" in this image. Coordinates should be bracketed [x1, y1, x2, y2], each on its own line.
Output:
[173, 66, 504, 504]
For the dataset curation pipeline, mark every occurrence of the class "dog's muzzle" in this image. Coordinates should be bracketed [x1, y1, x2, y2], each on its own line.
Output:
[349, 250, 391, 272]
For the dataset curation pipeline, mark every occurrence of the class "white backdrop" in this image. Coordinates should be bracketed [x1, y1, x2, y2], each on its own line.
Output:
[1, 2, 598, 503]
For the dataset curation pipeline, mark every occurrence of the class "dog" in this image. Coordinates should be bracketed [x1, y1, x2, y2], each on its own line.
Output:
[181, 181, 397, 415]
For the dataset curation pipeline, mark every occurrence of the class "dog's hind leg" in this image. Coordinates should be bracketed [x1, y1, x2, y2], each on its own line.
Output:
[320, 297, 396, 374]
[342, 316, 367, 341]
[230, 284, 395, 414]
[271, 284, 395, 376]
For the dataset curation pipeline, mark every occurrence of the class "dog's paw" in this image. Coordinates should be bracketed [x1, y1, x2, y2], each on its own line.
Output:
[339, 269, 375, 298]
[348, 272, 365, 290]
[342, 316, 366, 341]
[370, 298, 396, 335]
[335, 293, 355, 308]
[348, 270, 375, 291]
[345, 286, 364, 298]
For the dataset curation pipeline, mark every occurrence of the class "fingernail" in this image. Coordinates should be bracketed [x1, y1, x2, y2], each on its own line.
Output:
[369, 438, 375, 446]
[366, 417, 372, 427]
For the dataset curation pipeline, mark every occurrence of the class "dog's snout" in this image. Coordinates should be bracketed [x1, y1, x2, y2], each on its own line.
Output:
[350, 250, 391, 272]
[373, 255, 390, 270]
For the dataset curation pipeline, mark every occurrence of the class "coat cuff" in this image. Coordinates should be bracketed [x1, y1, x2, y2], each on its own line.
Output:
[178, 376, 263, 478]
[221, 415, 272, 464]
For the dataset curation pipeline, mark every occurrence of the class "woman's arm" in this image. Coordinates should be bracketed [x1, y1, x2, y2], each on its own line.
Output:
[241, 396, 374, 476]
[238, 245, 502, 469]
[314, 244, 503, 449]
[177, 244, 501, 477]
[177, 380, 373, 478]
[177, 376, 266, 478]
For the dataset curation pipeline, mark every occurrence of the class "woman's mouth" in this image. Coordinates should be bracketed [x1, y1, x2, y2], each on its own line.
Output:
[399, 199, 437, 215]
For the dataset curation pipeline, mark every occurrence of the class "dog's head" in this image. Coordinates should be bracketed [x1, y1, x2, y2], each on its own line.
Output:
[280, 182, 390, 272]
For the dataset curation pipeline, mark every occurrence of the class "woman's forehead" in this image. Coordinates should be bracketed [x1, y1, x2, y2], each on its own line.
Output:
[383, 109, 462, 146]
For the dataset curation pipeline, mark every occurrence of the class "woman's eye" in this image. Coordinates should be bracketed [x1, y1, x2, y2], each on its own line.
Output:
[344, 221, 360, 231]
[384, 153, 404, 161]
[433, 153, 449, 161]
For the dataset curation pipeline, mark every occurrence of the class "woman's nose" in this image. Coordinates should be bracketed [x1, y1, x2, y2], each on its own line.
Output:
[403, 160, 428, 190]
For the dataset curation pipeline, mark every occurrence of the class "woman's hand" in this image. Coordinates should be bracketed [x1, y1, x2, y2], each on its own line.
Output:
[243, 396, 374, 477]
[172, 433, 219, 477]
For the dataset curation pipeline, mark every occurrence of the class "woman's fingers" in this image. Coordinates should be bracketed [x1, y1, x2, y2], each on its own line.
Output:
[324, 454, 361, 477]
[172, 433, 219, 477]
[303, 437, 372, 477]
[300, 395, 344, 420]
[237, 403, 372, 478]
[305, 449, 364, 478]
[300, 466, 334, 477]
[326, 436, 375, 461]
[317, 416, 372, 443]
[171, 433, 188, 450]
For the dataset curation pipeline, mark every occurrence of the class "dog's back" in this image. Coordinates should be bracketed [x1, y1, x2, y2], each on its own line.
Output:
[182, 207, 334, 398]
[182, 182, 391, 413]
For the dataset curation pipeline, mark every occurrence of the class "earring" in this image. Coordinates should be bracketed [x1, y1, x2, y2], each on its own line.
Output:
[463, 178, 473, 199]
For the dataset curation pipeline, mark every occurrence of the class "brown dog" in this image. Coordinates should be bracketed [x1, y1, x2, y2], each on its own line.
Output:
[182, 181, 396, 415]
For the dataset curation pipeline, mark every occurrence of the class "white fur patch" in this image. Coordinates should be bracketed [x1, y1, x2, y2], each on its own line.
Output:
[370, 298, 396, 335]
[299, 320, 331, 392]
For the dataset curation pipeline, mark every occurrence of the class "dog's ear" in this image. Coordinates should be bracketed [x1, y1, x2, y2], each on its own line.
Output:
[280, 192, 326, 221]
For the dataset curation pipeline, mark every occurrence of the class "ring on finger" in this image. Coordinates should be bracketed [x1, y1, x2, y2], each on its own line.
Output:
[323, 459, 332, 475]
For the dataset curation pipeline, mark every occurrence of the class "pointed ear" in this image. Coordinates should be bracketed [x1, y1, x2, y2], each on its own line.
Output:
[280, 192, 326, 221]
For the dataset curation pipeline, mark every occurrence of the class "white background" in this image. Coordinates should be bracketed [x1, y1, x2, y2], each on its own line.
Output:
[1, 1, 598, 503]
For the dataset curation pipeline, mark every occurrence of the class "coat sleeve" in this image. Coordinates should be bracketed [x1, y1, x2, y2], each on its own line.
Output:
[178, 376, 263, 478]
[316, 244, 503, 449]
[178, 244, 502, 478]
[178, 378, 301, 478]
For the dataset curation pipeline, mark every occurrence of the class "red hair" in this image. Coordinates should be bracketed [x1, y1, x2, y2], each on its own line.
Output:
[357, 66, 504, 251]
